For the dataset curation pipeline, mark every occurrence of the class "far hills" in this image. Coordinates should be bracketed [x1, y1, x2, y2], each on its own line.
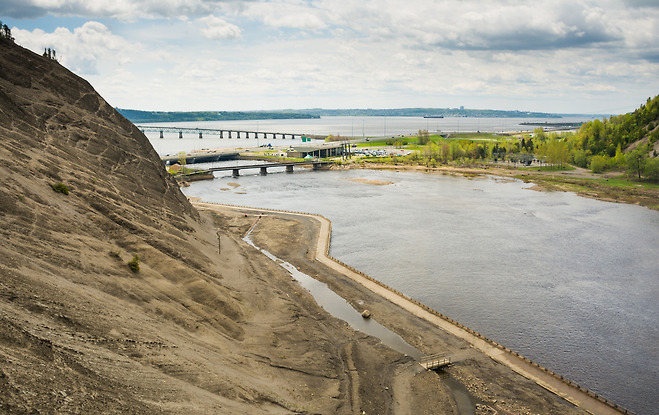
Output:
[117, 107, 572, 124]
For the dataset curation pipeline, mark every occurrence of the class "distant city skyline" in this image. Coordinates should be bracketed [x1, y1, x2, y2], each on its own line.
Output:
[2, 0, 658, 115]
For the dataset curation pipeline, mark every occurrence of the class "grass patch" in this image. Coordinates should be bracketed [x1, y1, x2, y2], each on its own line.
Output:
[523, 165, 576, 172]
[517, 174, 659, 211]
[51, 182, 69, 195]
[128, 254, 140, 273]
[168, 166, 201, 176]
[580, 177, 659, 190]
[447, 132, 506, 141]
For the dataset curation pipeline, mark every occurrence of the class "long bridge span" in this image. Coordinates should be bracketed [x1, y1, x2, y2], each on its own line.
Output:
[188, 160, 334, 177]
[138, 125, 325, 140]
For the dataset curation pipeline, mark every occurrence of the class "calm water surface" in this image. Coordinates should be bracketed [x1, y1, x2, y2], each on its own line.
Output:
[182, 168, 658, 415]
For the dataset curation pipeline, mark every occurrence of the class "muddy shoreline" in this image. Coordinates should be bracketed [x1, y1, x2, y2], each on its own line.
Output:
[194, 201, 629, 415]
[336, 162, 659, 211]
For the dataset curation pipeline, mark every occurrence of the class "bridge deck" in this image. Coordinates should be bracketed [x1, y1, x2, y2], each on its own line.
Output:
[205, 161, 333, 172]
[419, 353, 451, 370]
[175, 160, 334, 177]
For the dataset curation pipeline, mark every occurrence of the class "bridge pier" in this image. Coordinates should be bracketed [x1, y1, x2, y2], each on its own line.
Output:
[228, 131, 232, 138]
[220, 131, 223, 138]
[237, 131, 241, 138]
[286, 165, 294, 173]
[232, 169, 240, 177]
[260, 167, 267, 175]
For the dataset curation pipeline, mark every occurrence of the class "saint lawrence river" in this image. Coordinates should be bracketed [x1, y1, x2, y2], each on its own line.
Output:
[182, 168, 658, 415]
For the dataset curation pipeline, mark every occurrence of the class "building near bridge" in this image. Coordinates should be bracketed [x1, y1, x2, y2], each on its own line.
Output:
[286, 143, 344, 159]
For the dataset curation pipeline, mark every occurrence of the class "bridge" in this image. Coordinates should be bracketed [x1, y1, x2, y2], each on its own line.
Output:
[419, 353, 451, 370]
[180, 160, 335, 178]
[138, 125, 326, 141]
[161, 150, 239, 165]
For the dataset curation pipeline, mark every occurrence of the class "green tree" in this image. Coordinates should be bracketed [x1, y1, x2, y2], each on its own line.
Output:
[177, 151, 187, 167]
[417, 129, 430, 145]
[626, 148, 647, 180]
[572, 149, 588, 168]
[526, 138, 534, 152]
[1, 23, 14, 41]
[449, 141, 464, 161]
[545, 139, 569, 168]
[533, 127, 547, 142]
[612, 144, 626, 169]
[643, 158, 659, 182]
[590, 155, 607, 173]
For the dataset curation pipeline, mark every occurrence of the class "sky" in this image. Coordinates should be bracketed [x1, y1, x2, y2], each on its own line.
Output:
[2, 0, 658, 114]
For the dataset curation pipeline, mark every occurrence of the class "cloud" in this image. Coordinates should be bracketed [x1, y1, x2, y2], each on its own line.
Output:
[198, 15, 241, 39]
[317, 0, 624, 52]
[13, 21, 136, 74]
[6, 0, 658, 113]
[623, 0, 659, 7]
[0, 1, 46, 19]
[0, 0, 235, 21]
[241, 1, 329, 31]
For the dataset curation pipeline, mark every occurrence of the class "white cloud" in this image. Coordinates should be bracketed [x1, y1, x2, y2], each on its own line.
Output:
[315, 0, 625, 51]
[6, 0, 658, 113]
[1, 0, 234, 21]
[198, 15, 241, 39]
[13, 21, 137, 74]
[241, 0, 328, 31]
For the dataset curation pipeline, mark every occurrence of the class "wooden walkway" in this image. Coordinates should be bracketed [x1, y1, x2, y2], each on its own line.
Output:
[419, 353, 451, 370]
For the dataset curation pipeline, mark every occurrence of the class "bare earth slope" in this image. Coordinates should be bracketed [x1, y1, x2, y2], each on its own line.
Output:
[0, 40, 407, 414]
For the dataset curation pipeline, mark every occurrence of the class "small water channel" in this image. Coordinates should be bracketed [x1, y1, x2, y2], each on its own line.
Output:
[243, 220, 421, 359]
[243, 218, 476, 414]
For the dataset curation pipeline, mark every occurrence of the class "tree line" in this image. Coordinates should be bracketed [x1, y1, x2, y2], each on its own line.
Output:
[43, 48, 57, 60]
[0, 20, 14, 42]
[387, 95, 659, 182]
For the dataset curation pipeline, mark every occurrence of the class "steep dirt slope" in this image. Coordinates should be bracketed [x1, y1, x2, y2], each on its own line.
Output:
[0, 39, 402, 414]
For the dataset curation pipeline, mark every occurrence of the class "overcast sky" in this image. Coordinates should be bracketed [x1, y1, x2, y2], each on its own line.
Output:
[2, 0, 658, 114]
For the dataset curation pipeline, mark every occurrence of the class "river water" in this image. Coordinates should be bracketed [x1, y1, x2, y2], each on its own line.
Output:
[181, 167, 659, 415]
[144, 115, 592, 156]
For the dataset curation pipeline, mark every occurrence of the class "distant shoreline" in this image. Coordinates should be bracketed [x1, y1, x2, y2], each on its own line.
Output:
[118, 108, 320, 123]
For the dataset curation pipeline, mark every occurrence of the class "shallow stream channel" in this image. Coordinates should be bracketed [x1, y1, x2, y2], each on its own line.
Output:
[243, 217, 478, 414]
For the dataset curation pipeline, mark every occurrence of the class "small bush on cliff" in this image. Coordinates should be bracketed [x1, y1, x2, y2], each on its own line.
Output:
[51, 182, 69, 195]
[128, 254, 140, 273]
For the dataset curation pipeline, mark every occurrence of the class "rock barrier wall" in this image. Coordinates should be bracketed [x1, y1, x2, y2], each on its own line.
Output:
[194, 200, 632, 415]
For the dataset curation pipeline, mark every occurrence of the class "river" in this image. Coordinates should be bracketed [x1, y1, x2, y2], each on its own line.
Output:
[181, 167, 659, 415]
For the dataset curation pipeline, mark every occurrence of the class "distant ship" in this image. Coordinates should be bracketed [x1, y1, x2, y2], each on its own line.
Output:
[423, 115, 444, 118]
